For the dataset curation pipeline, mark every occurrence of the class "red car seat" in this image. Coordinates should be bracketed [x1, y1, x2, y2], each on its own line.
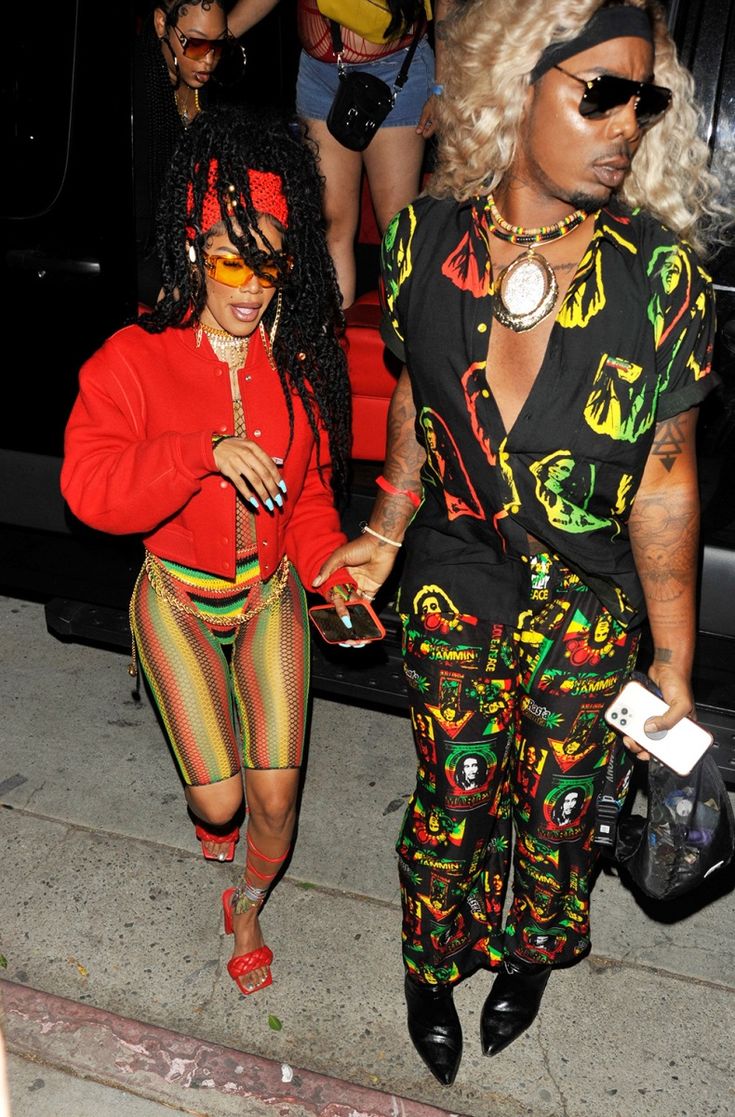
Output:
[343, 289, 400, 461]
[340, 178, 402, 461]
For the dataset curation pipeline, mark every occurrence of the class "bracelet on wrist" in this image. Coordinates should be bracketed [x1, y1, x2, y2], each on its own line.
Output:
[330, 583, 353, 602]
[360, 522, 402, 549]
[376, 474, 421, 509]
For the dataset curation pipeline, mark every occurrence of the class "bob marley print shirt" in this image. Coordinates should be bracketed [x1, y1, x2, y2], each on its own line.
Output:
[379, 196, 717, 628]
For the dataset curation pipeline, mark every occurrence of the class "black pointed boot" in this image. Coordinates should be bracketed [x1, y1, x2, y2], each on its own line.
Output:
[480, 957, 551, 1057]
[405, 973, 463, 1086]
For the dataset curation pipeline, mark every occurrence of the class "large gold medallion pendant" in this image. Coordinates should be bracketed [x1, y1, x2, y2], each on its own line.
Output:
[492, 249, 559, 333]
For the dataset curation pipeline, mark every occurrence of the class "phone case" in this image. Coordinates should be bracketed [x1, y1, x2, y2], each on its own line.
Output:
[308, 601, 386, 645]
[604, 680, 713, 776]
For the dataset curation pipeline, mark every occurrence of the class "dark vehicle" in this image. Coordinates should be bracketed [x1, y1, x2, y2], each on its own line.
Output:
[1, 0, 733, 783]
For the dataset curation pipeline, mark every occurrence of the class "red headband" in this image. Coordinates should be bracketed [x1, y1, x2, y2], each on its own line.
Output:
[186, 159, 289, 237]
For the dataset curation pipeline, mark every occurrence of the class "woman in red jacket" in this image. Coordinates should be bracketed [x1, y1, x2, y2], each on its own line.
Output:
[61, 105, 356, 997]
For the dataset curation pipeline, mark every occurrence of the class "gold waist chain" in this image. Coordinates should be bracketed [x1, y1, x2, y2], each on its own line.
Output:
[128, 551, 290, 677]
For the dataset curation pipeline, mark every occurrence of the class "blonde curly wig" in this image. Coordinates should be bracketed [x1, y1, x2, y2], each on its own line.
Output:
[430, 0, 731, 257]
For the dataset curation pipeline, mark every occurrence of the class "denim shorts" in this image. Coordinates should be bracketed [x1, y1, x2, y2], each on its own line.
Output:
[296, 37, 435, 128]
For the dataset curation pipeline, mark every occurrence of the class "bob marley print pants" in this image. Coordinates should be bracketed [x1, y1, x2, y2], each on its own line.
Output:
[397, 552, 640, 984]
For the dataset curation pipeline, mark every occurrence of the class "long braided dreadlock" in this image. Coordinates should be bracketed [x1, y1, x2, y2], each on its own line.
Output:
[139, 103, 352, 501]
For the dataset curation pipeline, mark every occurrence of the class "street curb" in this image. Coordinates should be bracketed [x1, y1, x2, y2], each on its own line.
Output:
[1, 979, 470, 1117]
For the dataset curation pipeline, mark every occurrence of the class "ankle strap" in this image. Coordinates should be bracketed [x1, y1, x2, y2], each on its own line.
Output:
[247, 832, 290, 863]
[247, 861, 279, 883]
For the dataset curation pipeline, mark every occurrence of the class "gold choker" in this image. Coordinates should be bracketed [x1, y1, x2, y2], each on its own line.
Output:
[198, 322, 246, 347]
[194, 321, 276, 367]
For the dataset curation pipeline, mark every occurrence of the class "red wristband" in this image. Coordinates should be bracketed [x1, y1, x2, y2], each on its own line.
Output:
[376, 474, 420, 509]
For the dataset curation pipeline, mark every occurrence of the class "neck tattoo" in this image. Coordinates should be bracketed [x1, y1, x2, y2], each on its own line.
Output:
[486, 194, 588, 332]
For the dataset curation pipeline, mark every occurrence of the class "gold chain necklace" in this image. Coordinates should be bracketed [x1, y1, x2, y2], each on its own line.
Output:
[198, 322, 249, 365]
[194, 321, 276, 368]
[174, 86, 200, 126]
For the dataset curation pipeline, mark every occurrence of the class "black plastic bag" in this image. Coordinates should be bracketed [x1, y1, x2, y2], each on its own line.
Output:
[615, 753, 735, 900]
[326, 69, 395, 151]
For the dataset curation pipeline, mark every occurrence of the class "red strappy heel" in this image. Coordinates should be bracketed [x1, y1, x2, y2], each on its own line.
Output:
[220, 836, 290, 996]
[195, 823, 240, 862]
[221, 887, 273, 995]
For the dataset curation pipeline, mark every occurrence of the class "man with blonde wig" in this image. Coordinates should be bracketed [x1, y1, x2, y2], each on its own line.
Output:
[316, 0, 729, 1086]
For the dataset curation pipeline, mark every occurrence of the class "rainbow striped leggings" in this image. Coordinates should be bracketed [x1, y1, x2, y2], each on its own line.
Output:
[130, 563, 310, 785]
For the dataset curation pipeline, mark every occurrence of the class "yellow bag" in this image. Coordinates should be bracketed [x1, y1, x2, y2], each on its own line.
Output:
[316, 0, 430, 46]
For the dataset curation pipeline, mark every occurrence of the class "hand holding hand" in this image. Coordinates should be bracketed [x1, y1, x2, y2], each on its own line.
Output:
[324, 582, 373, 647]
[313, 534, 399, 602]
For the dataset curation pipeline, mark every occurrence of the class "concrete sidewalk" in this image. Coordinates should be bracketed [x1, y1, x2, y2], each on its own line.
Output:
[1, 594, 734, 1117]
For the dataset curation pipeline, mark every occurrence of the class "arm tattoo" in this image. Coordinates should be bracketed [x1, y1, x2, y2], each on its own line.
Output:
[654, 647, 674, 663]
[650, 416, 686, 473]
[385, 371, 424, 489]
[375, 370, 424, 540]
[628, 492, 699, 605]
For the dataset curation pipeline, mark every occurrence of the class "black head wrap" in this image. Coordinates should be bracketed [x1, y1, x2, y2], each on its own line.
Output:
[530, 4, 653, 83]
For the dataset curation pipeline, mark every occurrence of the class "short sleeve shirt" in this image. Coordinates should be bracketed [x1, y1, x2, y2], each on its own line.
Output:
[379, 195, 717, 628]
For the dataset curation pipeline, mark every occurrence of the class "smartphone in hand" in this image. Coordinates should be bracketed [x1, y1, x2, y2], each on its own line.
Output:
[308, 600, 386, 645]
[604, 679, 713, 776]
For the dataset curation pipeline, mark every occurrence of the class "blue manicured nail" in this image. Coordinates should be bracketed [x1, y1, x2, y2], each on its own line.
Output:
[249, 497, 259, 510]
[279, 479, 288, 494]
[274, 493, 283, 508]
[265, 497, 274, 512]
[340, 613, 353, 629]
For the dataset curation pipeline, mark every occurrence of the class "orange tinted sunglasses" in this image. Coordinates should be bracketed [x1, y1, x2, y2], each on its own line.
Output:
[202, 254, 293, 289]
[169, 25, 232, 61]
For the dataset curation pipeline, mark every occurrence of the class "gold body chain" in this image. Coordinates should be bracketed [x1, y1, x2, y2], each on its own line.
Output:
[128, 553, 290, 677]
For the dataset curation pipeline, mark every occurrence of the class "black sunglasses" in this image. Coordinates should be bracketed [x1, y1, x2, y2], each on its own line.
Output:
[554, 64, 672, 127]
[169, 24, 232, 61]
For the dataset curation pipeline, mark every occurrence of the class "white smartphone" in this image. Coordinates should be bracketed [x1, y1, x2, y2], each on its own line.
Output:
[604, 679, 713, 776]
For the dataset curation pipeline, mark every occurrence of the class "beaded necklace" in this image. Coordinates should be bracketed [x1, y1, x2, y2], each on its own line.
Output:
[487, 196, 587, 245]
[486, 195, 589, 332]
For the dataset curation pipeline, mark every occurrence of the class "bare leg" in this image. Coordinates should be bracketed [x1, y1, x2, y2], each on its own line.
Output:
[230, 767, 301, 990]
[186, 774, 244, 858]
[362, 124, 426, 234]
[303, 117, 363, 307]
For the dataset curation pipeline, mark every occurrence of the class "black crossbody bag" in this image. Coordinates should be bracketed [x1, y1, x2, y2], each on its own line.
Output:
[326, 17, 425, 151]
